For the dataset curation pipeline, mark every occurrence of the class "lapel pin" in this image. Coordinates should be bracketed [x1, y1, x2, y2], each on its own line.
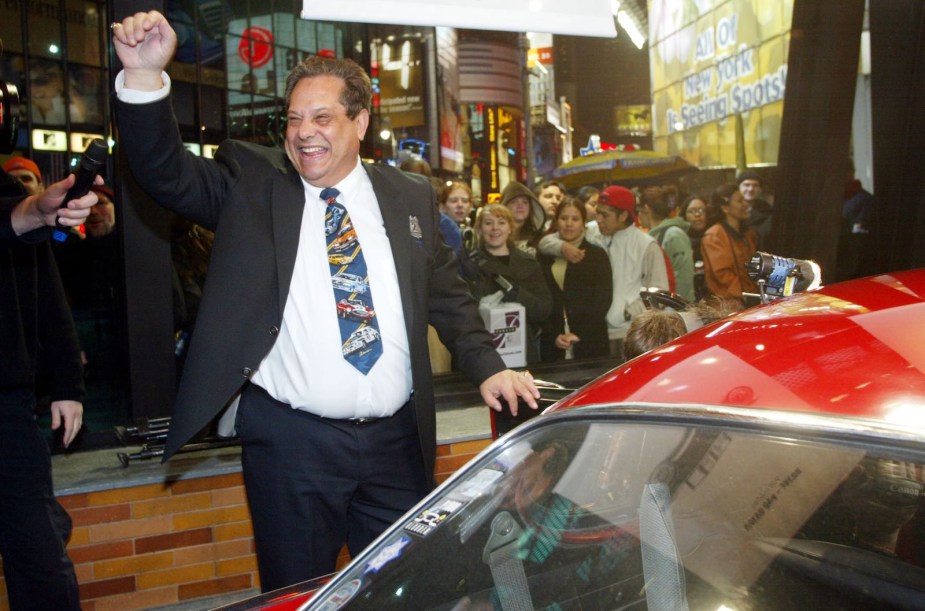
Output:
[409, 215, 423, 240]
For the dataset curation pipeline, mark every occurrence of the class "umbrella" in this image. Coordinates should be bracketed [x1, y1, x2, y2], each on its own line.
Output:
[551, 149, 698, 190]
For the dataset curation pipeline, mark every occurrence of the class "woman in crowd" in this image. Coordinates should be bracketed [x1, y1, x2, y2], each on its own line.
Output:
[679, 193, 712, 301]
[469, 204, 552, 364]
[440, 181, 475, 251]
[640, 186, 695, 302]
[576, 185, 600, 221]
[701, 183, 758, 306]
[539, 197, 612, 361]
[500, 181, 547, 255]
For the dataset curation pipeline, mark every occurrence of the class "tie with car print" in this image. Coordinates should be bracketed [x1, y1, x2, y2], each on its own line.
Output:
[321, 187, 382, 374]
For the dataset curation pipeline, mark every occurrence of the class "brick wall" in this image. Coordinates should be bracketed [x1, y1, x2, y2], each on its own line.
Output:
[0, 437, 490, 610]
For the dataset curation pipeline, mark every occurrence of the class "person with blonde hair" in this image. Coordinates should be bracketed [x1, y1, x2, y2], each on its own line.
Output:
[469, 204, 552, 364]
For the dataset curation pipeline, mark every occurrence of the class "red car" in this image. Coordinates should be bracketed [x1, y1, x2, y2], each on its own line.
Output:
[336, 298, 375, 321]
[553, 268, 925, 421]
[222, 270, 925, 610]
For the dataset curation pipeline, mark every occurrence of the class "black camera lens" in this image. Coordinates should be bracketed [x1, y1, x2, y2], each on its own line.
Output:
[747, 251, 822, 299]
[0, 79, 20, 155]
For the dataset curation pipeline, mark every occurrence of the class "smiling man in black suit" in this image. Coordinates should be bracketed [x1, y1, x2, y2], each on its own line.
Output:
[111, 10, 539, 590]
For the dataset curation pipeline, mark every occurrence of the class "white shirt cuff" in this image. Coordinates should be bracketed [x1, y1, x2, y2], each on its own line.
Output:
[115, 70, 171, 103]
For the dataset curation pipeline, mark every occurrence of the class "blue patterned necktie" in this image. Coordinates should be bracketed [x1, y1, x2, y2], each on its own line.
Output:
[321, 187, 382, 374]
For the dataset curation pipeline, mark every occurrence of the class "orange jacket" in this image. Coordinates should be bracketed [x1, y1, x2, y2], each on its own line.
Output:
[701, 222, 758, 302]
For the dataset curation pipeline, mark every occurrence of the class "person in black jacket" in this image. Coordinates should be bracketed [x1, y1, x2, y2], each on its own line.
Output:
[539, 197, 612, 361]
[1, 166, 97, 610]
[469, 203, 553, 365]
[679, 194, 713, 301]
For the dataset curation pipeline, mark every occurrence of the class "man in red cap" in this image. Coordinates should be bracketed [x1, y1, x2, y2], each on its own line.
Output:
[539, 185, 669, 357]
[3, 157, 45, 196]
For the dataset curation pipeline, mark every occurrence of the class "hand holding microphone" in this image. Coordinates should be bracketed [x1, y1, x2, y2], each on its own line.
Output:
[53, 138, 108, 241]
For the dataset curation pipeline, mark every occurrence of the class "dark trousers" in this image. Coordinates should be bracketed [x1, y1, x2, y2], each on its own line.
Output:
[237, 384, 429, 592]
[0, 389, 80, 611]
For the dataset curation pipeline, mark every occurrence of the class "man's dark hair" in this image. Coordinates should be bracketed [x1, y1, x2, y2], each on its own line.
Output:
[400, 157, 432, 177]
[576, 185, 600, 204]
[285, 55, 372, 119]
[640, 186, 672, 220]
[535, 179, 566, 196]
[553, 195, 587, 224]
[710, 183, 739, 209]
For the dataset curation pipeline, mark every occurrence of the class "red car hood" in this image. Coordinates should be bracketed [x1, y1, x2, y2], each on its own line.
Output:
[554, 270, 925, 424]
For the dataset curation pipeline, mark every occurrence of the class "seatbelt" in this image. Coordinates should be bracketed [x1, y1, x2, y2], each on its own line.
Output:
[483, 511, 534, 611]
[639, 483, 690, 611]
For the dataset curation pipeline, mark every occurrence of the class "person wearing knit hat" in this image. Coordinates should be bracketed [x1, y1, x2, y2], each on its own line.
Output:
[735, 169, 762, 187]
[3, 157, 44, 195]
[500, 180, 547, 255]
[85, 183, 116, 238]
[538, 183, 670, 357]
[736, 168, 773, 249]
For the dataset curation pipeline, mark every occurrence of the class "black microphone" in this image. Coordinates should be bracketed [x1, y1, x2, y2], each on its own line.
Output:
[53, 138, 108, 242]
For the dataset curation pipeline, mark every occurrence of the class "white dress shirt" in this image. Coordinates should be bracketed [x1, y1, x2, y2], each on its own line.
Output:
[252, 161, 412, 417]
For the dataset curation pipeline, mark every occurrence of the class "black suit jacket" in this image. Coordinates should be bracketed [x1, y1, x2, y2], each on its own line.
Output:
[115, 97, 505, 476]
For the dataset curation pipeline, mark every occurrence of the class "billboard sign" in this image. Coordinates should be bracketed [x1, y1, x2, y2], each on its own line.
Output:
[649, 0, 794, 168]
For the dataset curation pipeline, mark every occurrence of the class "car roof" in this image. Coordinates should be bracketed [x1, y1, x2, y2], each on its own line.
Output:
[553, 270, 925, 425]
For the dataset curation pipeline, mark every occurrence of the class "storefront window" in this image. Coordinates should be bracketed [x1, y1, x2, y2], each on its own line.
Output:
[69, 65, 103, 127]
[65, 0, 103, 66]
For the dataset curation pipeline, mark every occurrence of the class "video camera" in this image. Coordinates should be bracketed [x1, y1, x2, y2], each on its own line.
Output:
[0, 37, 18, 155]
[746, 251, 822, 304]
[0, 76, 19, 155]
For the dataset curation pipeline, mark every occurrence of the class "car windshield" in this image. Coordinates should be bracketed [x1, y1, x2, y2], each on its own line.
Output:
[308, 413, 925, 610]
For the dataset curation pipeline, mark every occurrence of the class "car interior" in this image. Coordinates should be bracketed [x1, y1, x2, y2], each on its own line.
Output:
[317, 418, 925, 610]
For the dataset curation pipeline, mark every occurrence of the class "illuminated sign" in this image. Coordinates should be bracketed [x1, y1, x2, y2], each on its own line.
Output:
[32, 129, 67, 151]
[650, 0, 792, 167]
[374, 39, 425, 128]
[203, 144, 219, 159]
[225, 14, 343, 110]
[614, 105, 652, 137]
[70, 132, 105, 153]
[239, 27, 274, 68]
[183, 142, 202, 156]
[301, 0, 616, 37]
[527, 47, 554, 67]
[487, 107, 498, 190]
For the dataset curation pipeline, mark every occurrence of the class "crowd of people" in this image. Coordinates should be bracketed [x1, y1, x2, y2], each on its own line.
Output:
[435, 170, 783, 367]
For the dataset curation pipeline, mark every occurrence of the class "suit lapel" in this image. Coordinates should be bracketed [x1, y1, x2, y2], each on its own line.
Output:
[271, 170, 307, 318]
[365, 164, 415, 334]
